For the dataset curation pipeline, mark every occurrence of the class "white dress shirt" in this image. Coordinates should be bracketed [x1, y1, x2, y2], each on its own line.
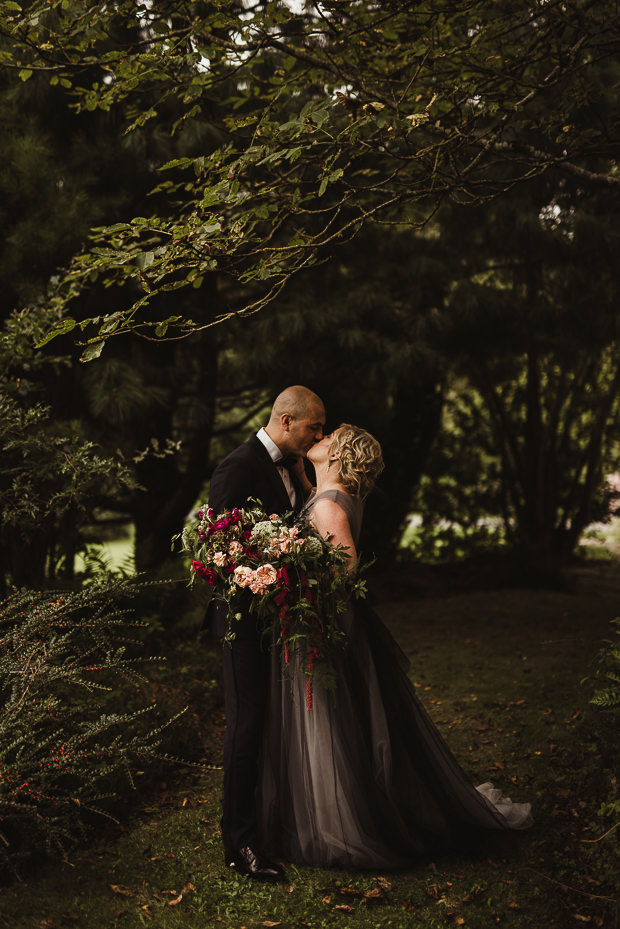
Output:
[256, 427, 296, 508]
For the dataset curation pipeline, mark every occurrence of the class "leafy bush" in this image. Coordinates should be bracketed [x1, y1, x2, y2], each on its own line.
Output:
[401, 385, 509, 564]
[0, 578, 184, 870]
[589, 618, 620, 714]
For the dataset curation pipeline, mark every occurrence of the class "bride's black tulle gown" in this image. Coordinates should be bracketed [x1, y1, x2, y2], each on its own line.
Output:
[258, 491, 532, 869]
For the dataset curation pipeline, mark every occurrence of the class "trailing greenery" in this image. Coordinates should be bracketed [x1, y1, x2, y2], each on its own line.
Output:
[0, 578, 185, 870]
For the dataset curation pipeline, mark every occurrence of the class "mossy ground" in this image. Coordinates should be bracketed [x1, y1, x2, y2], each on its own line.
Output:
[1, 562, 618, 929]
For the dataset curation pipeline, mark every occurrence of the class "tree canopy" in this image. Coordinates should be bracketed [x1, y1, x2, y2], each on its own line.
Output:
[2, 0, 618, 355]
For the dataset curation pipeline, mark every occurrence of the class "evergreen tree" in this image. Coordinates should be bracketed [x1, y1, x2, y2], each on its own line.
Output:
[425, 171, 620, 566]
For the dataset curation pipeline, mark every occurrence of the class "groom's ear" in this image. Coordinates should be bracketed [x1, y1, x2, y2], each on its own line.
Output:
[281, 413, 293, 432]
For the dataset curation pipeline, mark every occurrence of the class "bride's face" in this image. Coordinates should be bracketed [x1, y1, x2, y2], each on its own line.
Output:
[307, 432, 334, 466]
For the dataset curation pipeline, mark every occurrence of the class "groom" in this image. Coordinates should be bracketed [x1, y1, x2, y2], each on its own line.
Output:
[207, 385, 325, 880]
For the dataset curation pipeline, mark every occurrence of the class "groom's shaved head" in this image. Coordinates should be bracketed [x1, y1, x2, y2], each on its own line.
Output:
[270, 385, 323, 422]
[266, 385, 325, 456]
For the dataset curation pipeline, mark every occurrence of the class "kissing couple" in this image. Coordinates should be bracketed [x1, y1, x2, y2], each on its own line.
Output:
[204, 385, 532, 881]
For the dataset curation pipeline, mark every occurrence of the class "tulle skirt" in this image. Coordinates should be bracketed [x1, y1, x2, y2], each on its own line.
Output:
[257, 600, 532, 869]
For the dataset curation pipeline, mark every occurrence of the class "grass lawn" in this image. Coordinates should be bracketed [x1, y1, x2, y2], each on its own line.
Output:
[1, 562, 618, 929]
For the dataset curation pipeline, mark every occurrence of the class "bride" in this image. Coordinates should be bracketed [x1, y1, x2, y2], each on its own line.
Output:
[258, 424, 532, 870]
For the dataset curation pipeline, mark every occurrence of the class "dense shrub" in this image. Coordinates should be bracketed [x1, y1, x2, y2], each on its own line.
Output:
[0, 578, 184, 870]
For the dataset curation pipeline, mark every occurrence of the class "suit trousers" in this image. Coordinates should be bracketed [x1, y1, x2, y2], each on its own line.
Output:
[220, 617, 270, 853]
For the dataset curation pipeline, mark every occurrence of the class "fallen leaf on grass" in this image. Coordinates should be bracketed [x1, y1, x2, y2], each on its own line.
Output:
[140, 905, 153, 920]
[402, 900, 415, 912]
[109, 884, 134, 897]
[362, 887, 386, 904]
[333, 904, 353, 912]
[461, 885, 484, 904]
[262, 921, 282, 927]
[168, 895, 183, 907]
[373, 876, 394, 891]
[322, 895, 331, 904]
[574, 917, 591, 923]
[337, 887, 361, 897]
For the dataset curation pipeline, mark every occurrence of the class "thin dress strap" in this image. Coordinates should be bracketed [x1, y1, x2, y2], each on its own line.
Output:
[306, 489, 363, 546]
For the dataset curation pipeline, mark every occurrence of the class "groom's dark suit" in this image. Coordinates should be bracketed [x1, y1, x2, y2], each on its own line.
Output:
[207, 434, 301, 857]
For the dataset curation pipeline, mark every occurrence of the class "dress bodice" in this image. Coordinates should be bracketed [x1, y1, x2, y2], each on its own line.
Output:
[306, 489, 363, 546]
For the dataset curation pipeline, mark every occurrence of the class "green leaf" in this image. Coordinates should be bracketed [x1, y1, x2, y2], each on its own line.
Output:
[34, 318, 77, 348]
[80, 340, 105, 363]
[135, 251, 155, 270]
[98, 317, 121, 336]
[318, 177, 328, 197]
[18, 69, 33, 82]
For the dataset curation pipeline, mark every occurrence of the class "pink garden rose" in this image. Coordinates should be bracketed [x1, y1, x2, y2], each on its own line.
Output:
[229, 541, 243, 558]
[249, 563, 278, 594]
[233, 565, 253, 588]
[254, 563, 277, 586]
[213, 551, 228, 567]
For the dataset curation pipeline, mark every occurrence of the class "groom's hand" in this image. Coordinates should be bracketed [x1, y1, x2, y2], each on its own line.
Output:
[290, 454, 314, 499]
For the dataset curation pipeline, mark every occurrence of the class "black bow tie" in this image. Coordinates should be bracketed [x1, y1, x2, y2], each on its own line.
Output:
[278, 455, 298, 470]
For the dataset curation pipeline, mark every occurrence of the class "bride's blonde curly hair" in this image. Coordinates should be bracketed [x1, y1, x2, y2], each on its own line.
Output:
[330, 424, 384, 498]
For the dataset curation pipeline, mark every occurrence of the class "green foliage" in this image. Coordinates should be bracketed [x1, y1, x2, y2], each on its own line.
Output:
[403, 384, 507, 562]
[0, 578, 184, 869]
[0, 309, 139, 588]
[0, 0, 616, 346]
[581, 618, 620, 892]
[589, 618, 620, 713]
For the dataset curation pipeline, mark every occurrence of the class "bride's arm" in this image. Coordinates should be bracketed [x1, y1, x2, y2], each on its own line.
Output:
[309, 498, 357, 572]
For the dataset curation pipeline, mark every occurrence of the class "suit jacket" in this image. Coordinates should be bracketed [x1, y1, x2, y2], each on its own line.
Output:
[206, 434, 300, 637]
[209, 434, 294, 517]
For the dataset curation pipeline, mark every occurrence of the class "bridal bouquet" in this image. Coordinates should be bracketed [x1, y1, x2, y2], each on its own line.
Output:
[179, 501, 366, 708]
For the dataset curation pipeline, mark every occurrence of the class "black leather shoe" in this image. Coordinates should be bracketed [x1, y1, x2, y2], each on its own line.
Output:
[227, 844, 286, 882]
